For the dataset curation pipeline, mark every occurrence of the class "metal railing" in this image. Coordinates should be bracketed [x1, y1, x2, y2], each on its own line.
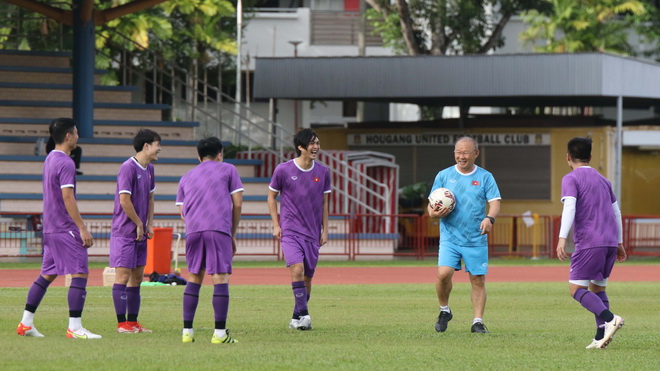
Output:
[0, 4, 392, 217]
[0, 3, 69, 51]
[2, 213, 658, 260]
[98, 27, 391, 217]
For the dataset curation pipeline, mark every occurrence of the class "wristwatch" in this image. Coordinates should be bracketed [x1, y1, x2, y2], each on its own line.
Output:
[485, 216, 495, 224]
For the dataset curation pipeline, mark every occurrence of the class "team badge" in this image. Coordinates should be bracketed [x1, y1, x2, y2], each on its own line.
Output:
[472, 181, 480, 186]
[314, 177, 320, 182]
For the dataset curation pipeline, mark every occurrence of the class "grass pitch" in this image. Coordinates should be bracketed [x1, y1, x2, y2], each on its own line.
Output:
[1, 281, 658, 370]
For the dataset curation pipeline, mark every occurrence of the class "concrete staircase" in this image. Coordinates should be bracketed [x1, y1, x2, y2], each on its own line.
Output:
[0, 50, 277, 259]
[0, 50, 395, 261]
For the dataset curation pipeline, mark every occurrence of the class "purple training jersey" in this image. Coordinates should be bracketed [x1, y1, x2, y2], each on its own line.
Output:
[176, 161, 244, 235]
[42, 150, 78, 234]
[269, 159, 331, 242]
[111, 157, 155, 238]
[561, 166, 618, 250]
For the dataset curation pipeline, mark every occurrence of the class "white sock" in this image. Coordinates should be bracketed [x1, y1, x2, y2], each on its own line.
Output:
[214, 329, 227, 338]
[68, 317, 82, 331]
[183, 328, 194, 336]
[21, 310, 35, 326]
[440, 306, 450, 313]
[473, 318, 483, 325]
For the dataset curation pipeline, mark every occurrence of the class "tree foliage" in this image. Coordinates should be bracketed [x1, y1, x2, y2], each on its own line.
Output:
[365, 0, 551, 55]
[632, 1, 660, 59]
[96, 0, 237, 69]
[519, 0, 648, 54]
[1, 1, 237, 71]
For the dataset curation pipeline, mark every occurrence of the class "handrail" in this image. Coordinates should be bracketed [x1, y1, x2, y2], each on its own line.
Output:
[98, 27, 392, 216]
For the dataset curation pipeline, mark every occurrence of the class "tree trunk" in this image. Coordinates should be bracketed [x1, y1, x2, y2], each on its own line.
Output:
[395, 0, 420, 56]
[429, 0, 447, 55]
[478, 12, 512, 54]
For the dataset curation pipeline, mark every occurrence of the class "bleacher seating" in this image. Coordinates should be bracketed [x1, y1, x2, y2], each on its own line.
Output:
[0, 50, 271, 242]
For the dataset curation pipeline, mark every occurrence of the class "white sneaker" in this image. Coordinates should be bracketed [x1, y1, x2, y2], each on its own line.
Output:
[17, 322, 44, 337]
[596, 315, 624, 349]
[585, 339, 600, 349]
[289, 319, 299, 329]
[297, 315, 312, 330]
[66, 327, 102, 339]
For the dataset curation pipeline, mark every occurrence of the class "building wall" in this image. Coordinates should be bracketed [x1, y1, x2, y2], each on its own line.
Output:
[622, 147, 660, 215]
[316, 125, 659, 216]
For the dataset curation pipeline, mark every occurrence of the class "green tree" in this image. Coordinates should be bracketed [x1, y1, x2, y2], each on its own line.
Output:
[520, 0, 648, 54]
[634, 2, 660, 59]
[365, 0, 550, 56]
[96, 0, 237, 72]
[0, 1, 237, 75]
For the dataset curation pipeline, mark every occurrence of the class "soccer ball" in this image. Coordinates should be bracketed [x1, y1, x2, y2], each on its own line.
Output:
[428, 188, 456, 212]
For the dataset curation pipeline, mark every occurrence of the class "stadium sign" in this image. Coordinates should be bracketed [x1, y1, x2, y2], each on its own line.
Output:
[348, 133, 550, 146]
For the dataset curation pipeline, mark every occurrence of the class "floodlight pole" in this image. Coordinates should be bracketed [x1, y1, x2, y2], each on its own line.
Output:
[234, 0, 243, 145]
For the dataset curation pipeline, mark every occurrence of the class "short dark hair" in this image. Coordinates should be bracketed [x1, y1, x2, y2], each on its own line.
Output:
[49, 118, 77, 144]
[197, 136, 223, 160]
[133, 129, 161, 152]
[293, 128, 318, 157]
[567, 137, 592, 162]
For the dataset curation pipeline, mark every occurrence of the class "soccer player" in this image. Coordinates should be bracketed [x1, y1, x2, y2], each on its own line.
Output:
[428, 136, 501, 333]
[268, 129, 331, 330]
[110, 129, 161, 333]
[176, 137, 243, 344]
[16, 118, 101, 339]
[556, 137, 626, 349]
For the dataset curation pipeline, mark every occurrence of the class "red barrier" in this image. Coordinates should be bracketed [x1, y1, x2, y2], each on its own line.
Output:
[1, 213, 658, 259]
[623, 215, 660, 256]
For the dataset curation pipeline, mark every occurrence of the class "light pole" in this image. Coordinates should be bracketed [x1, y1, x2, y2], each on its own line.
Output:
[235, 0, 243, 145]
[289, 40, 302, 133]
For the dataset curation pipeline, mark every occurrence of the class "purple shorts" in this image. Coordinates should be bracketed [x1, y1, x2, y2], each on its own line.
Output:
[41, 231, 89, 276]
[569, 246, 617, 281]
[109, 235, 147, 268]
[281, 235, 320, 278]
[185, 231, 233, 275]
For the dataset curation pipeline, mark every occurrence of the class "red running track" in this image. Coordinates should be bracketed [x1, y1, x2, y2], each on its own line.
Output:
[1, 265, 657, 287]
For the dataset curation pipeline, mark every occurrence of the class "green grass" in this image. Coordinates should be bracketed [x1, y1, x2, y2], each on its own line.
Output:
[1, 282, 658, 370]
[1, 255, 659, 269]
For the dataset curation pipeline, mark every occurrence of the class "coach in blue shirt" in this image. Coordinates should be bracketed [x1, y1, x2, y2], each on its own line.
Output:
[428, 136, 501, 334]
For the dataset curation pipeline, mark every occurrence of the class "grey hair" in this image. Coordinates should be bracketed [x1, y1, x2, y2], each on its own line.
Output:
[455, 136, 479, 151]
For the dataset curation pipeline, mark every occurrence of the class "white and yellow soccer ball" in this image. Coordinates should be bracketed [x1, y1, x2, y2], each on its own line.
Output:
[428, 188, 456, 213]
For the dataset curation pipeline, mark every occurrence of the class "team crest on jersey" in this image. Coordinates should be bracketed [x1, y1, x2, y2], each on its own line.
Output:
[314, 177, 320, 182]
[291, 176, 298, 180]
[472, 181, 480, 186]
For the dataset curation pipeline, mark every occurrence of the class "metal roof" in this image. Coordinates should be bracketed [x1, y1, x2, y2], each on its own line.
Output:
[254, 53, 660, 108]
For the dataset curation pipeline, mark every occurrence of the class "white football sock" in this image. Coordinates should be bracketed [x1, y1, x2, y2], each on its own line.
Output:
[21, 310, 35, 326]
[68, 317, 82, 331]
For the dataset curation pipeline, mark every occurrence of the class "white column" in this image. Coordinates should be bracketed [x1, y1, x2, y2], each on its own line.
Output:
[615, 96, 623, 201]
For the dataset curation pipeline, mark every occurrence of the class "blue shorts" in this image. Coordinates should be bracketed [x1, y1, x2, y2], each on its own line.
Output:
[438, 240, 488, 275]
